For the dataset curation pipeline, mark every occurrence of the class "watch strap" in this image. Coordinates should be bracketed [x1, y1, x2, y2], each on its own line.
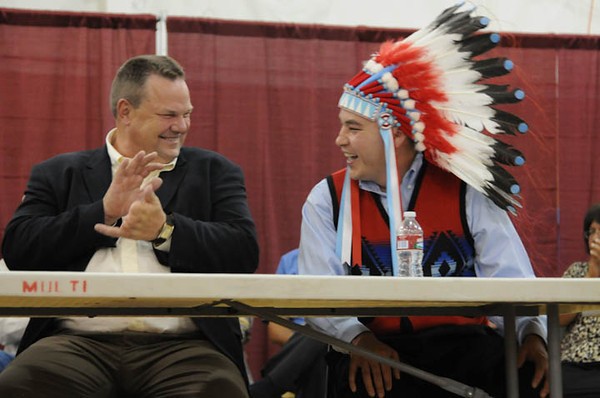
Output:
[152, 213, 174, 248]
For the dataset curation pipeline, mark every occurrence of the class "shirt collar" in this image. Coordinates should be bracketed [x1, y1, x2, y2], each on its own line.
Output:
[358, 152, 423, 195]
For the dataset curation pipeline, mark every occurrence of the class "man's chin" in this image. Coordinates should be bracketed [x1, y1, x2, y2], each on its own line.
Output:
[348, 169, 362, 181]
[157, 149, 180, 164]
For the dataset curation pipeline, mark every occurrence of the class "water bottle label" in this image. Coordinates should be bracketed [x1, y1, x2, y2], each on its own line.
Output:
[396, 235, 422, 250]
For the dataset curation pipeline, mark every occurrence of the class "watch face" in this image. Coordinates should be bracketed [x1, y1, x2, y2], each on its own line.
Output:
[152, 216, 174, 247]
[162, 223, 174, 238]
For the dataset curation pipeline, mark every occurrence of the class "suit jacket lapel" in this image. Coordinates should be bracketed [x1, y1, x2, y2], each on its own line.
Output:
[156, 152, 188, 209]
[83, 147, 112, 202]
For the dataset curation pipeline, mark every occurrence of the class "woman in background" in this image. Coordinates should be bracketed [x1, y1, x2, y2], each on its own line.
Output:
[560, 202, 600, 397]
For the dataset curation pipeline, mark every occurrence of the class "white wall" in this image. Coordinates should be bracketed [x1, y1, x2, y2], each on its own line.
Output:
[0, 0, 599, 35]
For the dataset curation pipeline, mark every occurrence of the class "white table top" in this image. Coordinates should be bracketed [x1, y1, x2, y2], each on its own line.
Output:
[0, 271, 599, 316]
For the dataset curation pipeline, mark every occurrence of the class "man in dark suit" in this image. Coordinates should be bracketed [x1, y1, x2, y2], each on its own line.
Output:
[0, 55, 259, 397]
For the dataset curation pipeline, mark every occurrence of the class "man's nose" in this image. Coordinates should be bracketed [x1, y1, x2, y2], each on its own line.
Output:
[335, 127, 348, 146]
[171, 116, 189, 132]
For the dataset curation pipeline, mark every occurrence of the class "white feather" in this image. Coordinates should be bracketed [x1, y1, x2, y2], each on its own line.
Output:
[430, 51, 472, 74]
[417, 34, 463, 59]
[405, 24, 434, 44]
[443, 127, 496, 166]
[440, 70, 483, 90]
[433, 150, 492, 191]
[443, 92, 493, 108]
[431, 102, 500, 133]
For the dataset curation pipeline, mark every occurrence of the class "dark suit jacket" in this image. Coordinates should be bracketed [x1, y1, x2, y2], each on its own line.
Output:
[1, 145, 259, 382]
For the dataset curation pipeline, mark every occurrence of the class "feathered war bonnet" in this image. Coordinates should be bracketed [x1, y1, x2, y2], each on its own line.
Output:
[335, 2, 528, 275]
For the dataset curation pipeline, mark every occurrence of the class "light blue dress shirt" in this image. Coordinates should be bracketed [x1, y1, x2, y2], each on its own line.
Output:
[275, 249, 304, 326]
[298, 153, 546, 344]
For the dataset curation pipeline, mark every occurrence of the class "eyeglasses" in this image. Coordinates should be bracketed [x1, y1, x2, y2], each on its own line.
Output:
[585, 229, 600, 239]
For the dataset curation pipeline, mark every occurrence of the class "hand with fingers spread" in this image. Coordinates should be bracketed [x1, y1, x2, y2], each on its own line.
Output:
[100, 150, 164, 226]
[349, 332, 400, 398]
[517, 334, 549, 398]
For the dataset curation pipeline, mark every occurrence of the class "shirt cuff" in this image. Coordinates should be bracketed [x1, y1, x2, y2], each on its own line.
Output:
[518, 316, 548, 345]
[331, 322, 372, 353]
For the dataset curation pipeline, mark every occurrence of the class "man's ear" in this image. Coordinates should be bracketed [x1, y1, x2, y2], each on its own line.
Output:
[116, 99, 132, 125]
[393, 127, 407, 148]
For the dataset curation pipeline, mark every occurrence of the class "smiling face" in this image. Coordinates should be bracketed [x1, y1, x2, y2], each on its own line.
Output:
[115, 74, 193, 163]
[336, 109, 388, 187]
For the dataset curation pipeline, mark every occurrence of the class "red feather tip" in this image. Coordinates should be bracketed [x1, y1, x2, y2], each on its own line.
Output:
[361, 83, 385, 96]
[348, 70, 369, 87]
[385, 104, 408, 115]
[370, 92, 395, 99]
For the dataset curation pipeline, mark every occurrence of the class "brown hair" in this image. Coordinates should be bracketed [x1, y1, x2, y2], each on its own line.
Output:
[109, 55, 185, 118]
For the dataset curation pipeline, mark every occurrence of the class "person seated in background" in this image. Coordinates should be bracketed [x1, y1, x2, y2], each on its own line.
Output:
[0, 55, 259, 397]
[250, 249, 328, 398]
[0, 260, 28, 373]
[560, 202, 600, 397]
[0, 318, 27, 373]
[0, 350, 10, 373]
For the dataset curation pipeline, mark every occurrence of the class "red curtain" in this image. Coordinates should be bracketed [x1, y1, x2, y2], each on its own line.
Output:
[556, 45, 600, 269]
[0, 8, 156, 240]
[1, 8, 600, 381]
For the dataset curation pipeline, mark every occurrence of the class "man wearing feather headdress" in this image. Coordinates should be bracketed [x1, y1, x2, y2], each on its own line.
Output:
[298, 3, 549, 397]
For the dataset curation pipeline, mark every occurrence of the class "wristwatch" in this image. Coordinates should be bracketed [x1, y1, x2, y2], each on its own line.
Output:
[152, 214, 174, 248]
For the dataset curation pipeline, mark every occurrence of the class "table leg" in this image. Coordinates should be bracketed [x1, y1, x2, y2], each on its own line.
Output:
[503, 304, 519, 398]
[547, 303, 563, 398]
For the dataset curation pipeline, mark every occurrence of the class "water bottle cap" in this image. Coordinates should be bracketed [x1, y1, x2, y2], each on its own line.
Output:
[403, 211, 416, 218]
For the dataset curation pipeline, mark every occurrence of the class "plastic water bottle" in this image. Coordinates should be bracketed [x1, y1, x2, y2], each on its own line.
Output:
[396, 211, 424, 277]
